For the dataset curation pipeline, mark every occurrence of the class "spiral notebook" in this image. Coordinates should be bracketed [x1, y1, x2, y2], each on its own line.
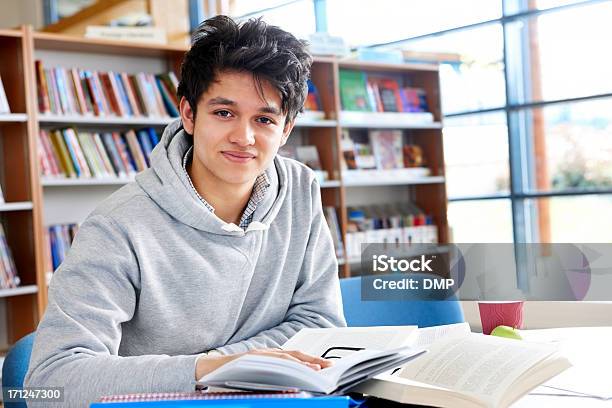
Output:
[90, 390, 353, 407]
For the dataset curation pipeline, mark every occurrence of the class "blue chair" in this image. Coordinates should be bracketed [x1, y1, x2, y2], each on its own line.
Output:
[340, 275, 464, 327]
[2, 333, 35, 408]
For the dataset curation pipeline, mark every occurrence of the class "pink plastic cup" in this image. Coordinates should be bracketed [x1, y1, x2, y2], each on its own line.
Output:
[478, 301, 524, 335]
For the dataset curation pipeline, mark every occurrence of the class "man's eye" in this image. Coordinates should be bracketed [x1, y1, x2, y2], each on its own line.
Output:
[257, 117, 273, 124]
[215, 110, 232, 117]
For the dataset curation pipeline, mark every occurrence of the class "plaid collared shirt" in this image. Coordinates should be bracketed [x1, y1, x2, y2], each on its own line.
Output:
[182, 146, 270, 230]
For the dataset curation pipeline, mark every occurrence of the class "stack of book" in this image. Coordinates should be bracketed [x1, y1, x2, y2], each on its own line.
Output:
[38, 127, 160, 180]
[0, 223, 20, 289]
[0, 74, 10, 114]
[338, 69, 432, 118]
[35, 60, 179, 118]
[344, 203, 437, 259]
[45, 223, 79, 272]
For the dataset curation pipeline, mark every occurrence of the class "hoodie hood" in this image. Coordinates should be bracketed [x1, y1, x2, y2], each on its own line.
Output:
[135, 119, 287, 236]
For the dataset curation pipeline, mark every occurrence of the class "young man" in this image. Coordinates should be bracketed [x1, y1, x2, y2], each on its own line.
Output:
[25, 16, 345, 406]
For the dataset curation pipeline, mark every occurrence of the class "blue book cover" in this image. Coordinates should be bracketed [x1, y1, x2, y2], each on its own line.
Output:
[49, 227, 60, 270]
[119, 133, 138, 173]
[137, 129, 153, 166]
[155, 76, 179, 117]
[146, 127, 160, 146]
[114, 72, 133, 116]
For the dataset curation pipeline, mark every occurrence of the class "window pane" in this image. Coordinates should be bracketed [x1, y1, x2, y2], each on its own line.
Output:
[531, 0, 592, 10]
[327, 0, 501, 47]
[237, 0, 315, 40]
[506, 2, 612, 104]
[444, 112, 510, 198]
[230, 0, 297, 16]
[528, 195, 612, 243]
[397, 24, 505, 114]
[448, 199, 514, 243]
[515, 98, 612, 193]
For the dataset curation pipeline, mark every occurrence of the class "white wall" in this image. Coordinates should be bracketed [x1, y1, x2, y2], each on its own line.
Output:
[0, 0, 45, 30]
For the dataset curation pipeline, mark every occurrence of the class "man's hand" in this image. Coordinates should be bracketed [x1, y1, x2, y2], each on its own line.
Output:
[195, 349, 333, 380]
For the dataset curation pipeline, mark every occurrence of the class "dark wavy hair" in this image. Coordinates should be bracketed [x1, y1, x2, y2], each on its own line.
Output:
[177, 15, 312, 123]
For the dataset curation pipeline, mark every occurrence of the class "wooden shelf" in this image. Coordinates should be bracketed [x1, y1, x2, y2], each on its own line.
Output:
[339, 111, 441, 129]
[343, 176, 445, 187]
[41, 177, 135, 187]
[321, 180, 341, 188]
[32, 31, 187, 57]
[294, 118, 338, 128]
[0, 113, 28, 123]
[38, 114, 176, 127]
[0, 285, 38, 298]
[0, 29, 23, 38]
[0, 202, 33, 212]
[337, 59, 439, 73]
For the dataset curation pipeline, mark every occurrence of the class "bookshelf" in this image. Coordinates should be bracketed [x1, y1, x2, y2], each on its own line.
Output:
[0, 28, 449, 348]
[0, 27, 45, 350]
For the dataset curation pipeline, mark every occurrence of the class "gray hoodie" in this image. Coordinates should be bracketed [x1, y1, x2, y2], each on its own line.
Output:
[25, 120, 346, 407]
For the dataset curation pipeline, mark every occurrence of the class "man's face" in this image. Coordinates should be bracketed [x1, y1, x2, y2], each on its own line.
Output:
[180, 70, 294, 187]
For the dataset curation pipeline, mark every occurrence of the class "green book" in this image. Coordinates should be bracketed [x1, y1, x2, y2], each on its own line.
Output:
[339, 70, 372, 112]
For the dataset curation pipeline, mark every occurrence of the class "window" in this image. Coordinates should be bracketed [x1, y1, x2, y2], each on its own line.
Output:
[231, 0, 316, 40]
[444, 112, 510, 198]
[448, 199, 514, 243]
[326, 0, 501, 47]
[526, 195, 612, 242]
[400, 24, 506, 114]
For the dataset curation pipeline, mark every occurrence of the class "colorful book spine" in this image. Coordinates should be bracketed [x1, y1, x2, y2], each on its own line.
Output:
[50, 130, 76, 177]
[101, 132, 127, 177]
[35, 61, 50, 114]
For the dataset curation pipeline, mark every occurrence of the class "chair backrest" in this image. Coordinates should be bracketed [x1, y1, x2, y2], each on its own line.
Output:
[2, 332, 35, 408]
[340, 276, 464, 327]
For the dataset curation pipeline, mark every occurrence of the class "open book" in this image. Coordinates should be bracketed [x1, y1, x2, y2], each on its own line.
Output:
[197, 345, 425, 394]
[352, 331, 571, 408]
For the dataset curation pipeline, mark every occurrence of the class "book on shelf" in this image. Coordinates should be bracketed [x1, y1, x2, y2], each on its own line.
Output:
[345, 202, 437, 258]
[0, 223, 20, 289]
[47, 223, 79, 272]
[85, 25, 167, 45]
[198, 326, 425, 394]
[369, 130, 404, 170]
[91, 391, 351, 407]
[353, 328, 571, 408]
[304, 79, 323, 112]
[338, 70, 372, 112]
[278, 145, 328, 182]
[0, 74, 10, 114]
[323, 207, 344, 259]
[0, 182, 4, 204]
[35, 60, 179, 119]
[38, 127, 161, 180]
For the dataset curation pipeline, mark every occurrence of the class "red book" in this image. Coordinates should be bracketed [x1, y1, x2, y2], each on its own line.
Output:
[99, 72, 121, 116]
[70, 68, 88, 115]
[120, 72, 143, 116]
[35, 60, 51, 114]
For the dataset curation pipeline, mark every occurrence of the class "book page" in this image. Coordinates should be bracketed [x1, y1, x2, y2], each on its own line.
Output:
[411, 322, 471, 348]
[282, 326, 418, 357]
[398, 334, 558, 403]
